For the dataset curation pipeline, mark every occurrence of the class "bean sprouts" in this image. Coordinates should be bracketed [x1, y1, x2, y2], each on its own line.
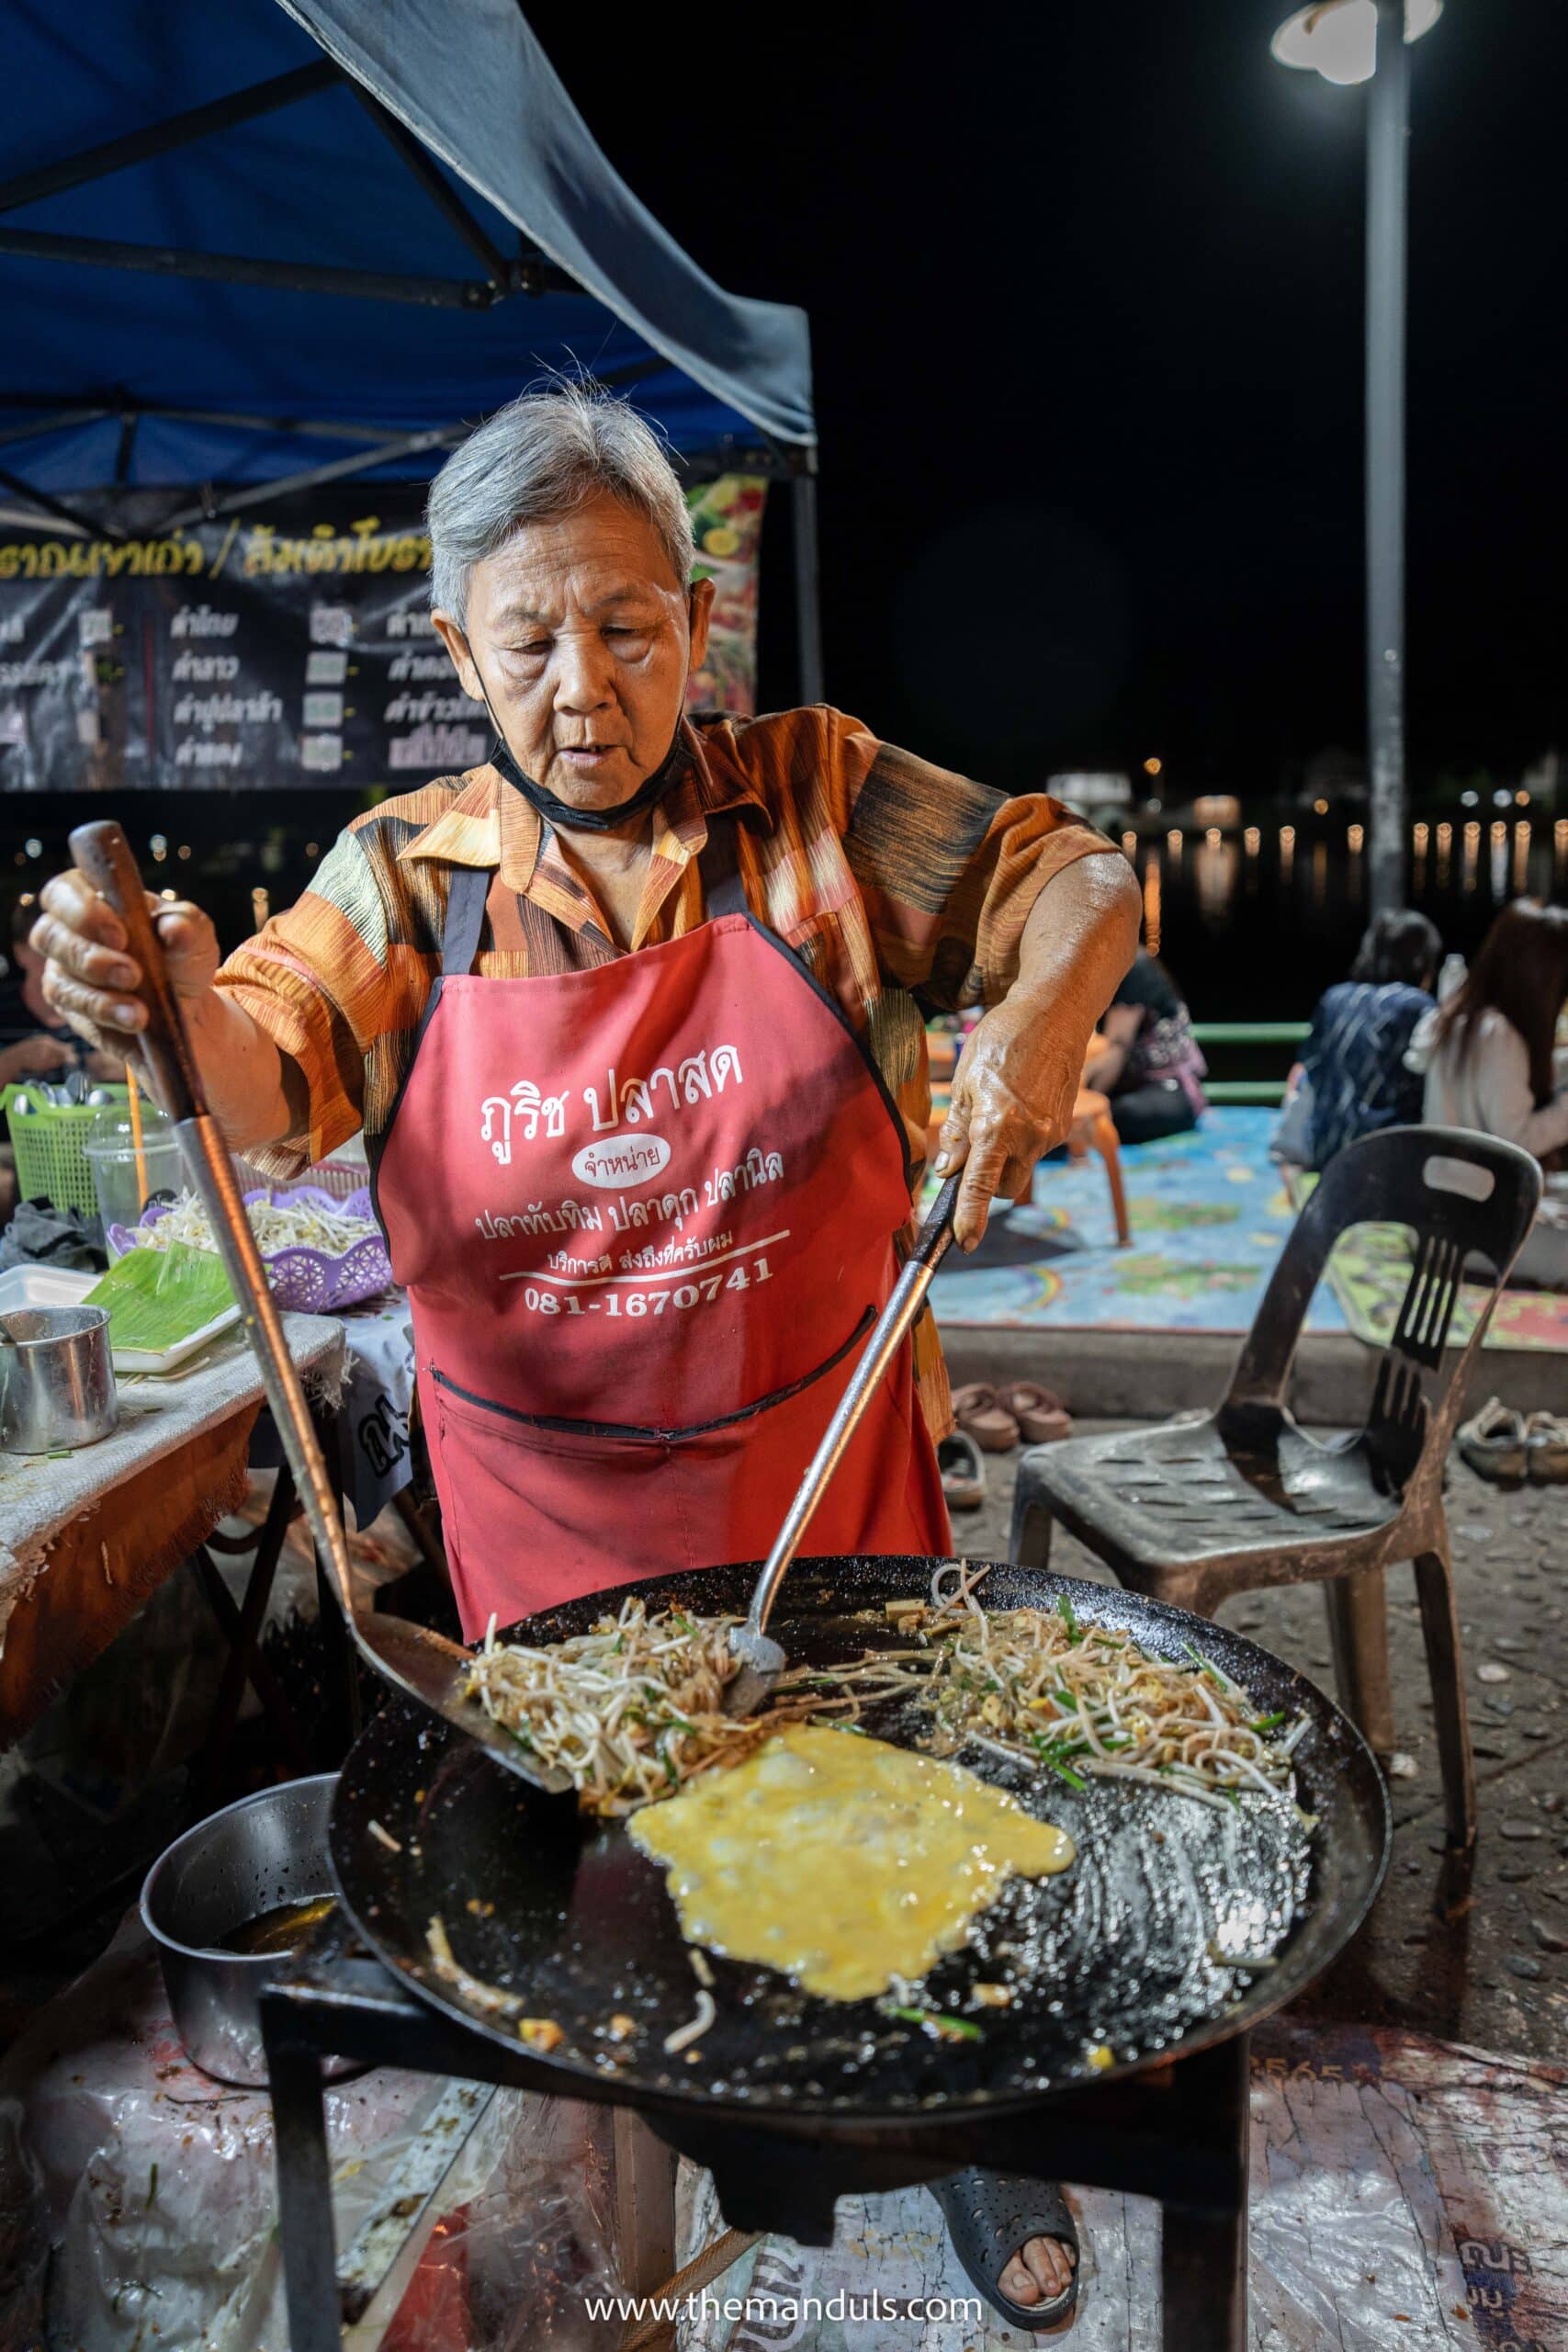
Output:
[463, 1570, 1306, 1819]
[462, 1599, 827, 1815]
[784, 1564, 1308, 1811]
[128, 1190, 378, 1258]
[663, 1990, 716, 2053]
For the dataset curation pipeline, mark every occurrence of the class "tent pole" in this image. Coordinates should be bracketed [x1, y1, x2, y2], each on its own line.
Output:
[0, 466, 127, 540]
[0, 227, 516, 310]
[792, 470, 825, 705]
[159, 426, 464, 528]
[349, 89, 510, 288]
[0, 62, 340, 215]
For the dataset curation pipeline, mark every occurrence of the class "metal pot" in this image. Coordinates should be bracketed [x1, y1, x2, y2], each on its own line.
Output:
[0, 1304, 117, 1453]
[141, 1774, 358, 2086]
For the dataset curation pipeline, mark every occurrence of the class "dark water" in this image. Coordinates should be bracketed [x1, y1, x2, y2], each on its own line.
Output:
[4, 792, 1561, 1033]
[1134, 818, 1566, 1022]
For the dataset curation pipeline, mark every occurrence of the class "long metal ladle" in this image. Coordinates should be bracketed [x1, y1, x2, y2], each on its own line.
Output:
[723, 1170, 962, 1715]
[70, 822, 576, 1794]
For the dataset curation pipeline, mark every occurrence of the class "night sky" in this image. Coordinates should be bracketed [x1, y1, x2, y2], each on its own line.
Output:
[541, 1, 1566, 799]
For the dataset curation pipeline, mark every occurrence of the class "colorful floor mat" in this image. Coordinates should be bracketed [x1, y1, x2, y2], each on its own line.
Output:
[929, 1108, 1348, 1337]
[1283, 1169, 1568, 1355]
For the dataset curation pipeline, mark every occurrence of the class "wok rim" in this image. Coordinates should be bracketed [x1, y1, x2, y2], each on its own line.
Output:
[329, 1555, 1393, 2124]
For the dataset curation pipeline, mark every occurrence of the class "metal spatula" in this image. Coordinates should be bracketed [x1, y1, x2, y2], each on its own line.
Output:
[723, 1170, 963, 1717]
[70, 822, 575, 1797]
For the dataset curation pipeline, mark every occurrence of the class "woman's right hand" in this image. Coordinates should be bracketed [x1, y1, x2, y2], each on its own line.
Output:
[29, 876, 220, 1066]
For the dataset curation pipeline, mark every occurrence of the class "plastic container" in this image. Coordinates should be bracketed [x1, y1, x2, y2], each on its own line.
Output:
[1, 1082, 130, 1215]
[83, 1105, 183, 1250]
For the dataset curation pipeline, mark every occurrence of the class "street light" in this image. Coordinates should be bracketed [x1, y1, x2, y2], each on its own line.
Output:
[1272, 0, 1443, 916]
[1271, 0, 1440, 85]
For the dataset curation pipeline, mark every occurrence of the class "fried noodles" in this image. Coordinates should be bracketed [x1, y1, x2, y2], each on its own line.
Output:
[797, 1563, 1309, 1813]
[461, 1600, 812, 1815]
[463, 1569, 1307, 1818]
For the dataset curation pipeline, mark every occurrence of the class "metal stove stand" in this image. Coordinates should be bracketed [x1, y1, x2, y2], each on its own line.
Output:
[262, 1925, 1251, 2352]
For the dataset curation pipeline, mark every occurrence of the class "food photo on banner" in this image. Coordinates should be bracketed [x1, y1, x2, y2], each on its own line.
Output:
[0, 474, 767, 792]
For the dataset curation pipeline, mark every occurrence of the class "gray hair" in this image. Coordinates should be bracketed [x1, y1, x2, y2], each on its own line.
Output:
[426, 379, 694, 625]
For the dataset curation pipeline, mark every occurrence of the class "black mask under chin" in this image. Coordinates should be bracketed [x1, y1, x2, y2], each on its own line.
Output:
[487, 730, 684, 835]
[464, 643, 687, 836]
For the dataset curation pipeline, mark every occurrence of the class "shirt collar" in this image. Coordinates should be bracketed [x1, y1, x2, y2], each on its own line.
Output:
[398, 720, 773, 904]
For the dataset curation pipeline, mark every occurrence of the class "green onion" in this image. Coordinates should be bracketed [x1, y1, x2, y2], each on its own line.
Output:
[882, 2004, 983, 2041]
[1250, 1711, 1286, 1733]
[1058, 1593, 1080, 1643]
[1029, 1728, 1087, 1790]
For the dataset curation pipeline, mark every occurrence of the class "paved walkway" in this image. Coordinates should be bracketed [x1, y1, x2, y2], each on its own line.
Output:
[961, 1438, 1567, 2061]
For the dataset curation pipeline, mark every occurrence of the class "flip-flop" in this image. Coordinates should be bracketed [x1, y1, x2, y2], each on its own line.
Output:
[951, 1382, 1021, 1454]
[1525, 1410, 1568, 1484]
[931, 2167, 1080, 2332]
[1004, 1381, 1073, 1444]
[938, 1430, 986, 1511]
[1458, 1396, 1529, 1485]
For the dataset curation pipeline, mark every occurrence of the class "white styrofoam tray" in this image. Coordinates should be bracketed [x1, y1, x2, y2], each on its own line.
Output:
[0, 1261, 241, 1373]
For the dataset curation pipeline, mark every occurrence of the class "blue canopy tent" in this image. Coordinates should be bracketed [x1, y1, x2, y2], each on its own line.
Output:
[0, 0, 821, 690]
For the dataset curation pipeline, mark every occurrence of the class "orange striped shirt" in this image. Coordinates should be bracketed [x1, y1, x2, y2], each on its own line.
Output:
[218, 706, 1114, 1430]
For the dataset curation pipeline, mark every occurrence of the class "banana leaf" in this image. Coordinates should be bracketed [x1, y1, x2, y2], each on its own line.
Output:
[85, 1240, 236, 1352]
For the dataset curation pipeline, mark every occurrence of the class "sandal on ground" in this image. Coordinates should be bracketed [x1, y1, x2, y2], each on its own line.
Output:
[1458, 1396, 1529, 1485]
[951, 1382, 1021, 1454]
[939, 1429, 987, 1511]
[931, 2167, 1080, 2332]
[1004, 1381, 1073, 1444]
[1525, 1410, 1568, 1484]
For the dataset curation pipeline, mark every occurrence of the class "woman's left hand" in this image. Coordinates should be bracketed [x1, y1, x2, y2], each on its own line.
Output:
[931, 851, 1143, 1250]
[934, 998, 1083, 1250]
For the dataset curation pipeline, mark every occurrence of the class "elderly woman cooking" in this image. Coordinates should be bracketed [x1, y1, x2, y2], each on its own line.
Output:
[34, 382, 1139, 2330]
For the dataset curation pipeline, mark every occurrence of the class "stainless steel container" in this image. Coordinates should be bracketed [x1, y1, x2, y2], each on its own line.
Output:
[0, 1304, 117, 1453]
[141, 1774, 357, 2086]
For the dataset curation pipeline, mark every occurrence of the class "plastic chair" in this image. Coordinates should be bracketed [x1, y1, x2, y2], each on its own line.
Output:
[1009, 1126, 1542, 1849]
[1067, 1085, 1133, 1247]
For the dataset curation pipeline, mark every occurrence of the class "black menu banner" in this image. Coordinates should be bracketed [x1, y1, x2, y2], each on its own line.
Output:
[0, 476, 763, 792]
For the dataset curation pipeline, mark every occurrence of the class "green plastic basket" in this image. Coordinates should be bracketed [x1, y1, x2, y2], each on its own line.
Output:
[2, 1084, 130, 1216]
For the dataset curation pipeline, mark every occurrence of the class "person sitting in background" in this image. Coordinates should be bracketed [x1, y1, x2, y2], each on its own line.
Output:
[1290, 909, 1441, 1170]
[0, 894, 82, 1089]
[1405, 900, 1568, 1166]
[1083, 947, 1207, 1143]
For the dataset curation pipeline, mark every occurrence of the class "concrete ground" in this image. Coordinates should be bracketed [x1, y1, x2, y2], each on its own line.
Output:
[958, 1433, 1568, 2062]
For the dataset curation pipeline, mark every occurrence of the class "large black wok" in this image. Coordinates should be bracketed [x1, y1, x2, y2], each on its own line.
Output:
[328, 1555, 1389, 2127]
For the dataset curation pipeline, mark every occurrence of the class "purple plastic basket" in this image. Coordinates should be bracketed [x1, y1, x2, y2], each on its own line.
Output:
[109, 1183, 392, 1314]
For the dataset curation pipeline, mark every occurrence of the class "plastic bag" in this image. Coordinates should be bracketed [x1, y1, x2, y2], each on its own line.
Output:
[0, 1920, 623, 2352]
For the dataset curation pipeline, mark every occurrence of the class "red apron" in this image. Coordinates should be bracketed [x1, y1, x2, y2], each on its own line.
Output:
[373, 816, 949, 1638]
